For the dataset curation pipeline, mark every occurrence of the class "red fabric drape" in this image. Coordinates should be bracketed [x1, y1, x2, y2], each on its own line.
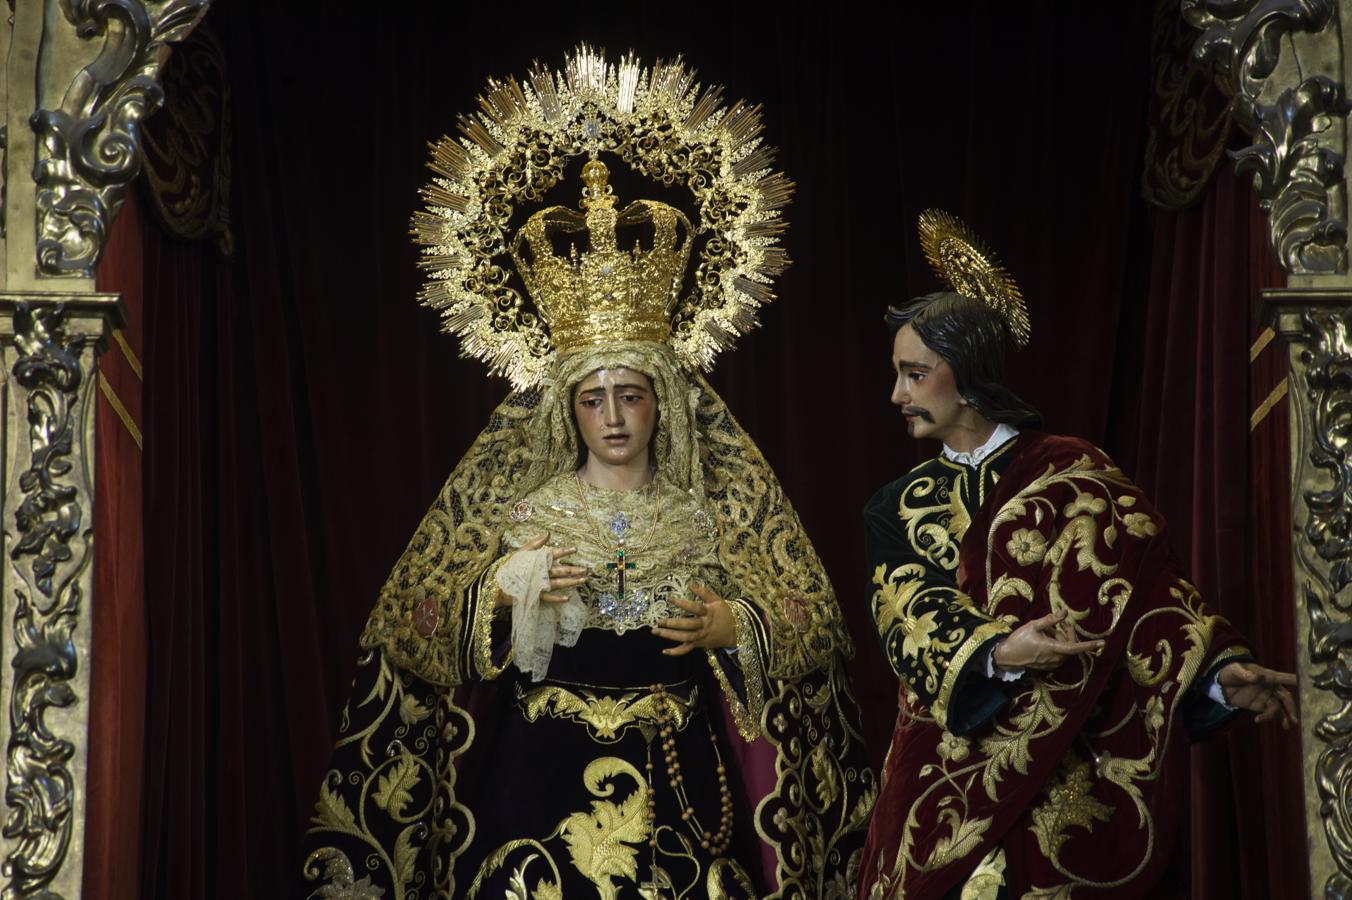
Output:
[89, 189, 148, 900]
[1134, 163, 1305, 898]
[104, 4, 1305, 897]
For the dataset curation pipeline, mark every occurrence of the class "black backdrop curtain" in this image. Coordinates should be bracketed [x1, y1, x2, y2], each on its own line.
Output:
[100, 3, 1305, 897]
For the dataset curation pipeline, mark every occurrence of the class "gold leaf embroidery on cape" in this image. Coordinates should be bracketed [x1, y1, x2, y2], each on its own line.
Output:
[372, 745, 422, 817]
[559, 757, 652, 899]
[897, 474, 969, 571]
[1029, 757, 1114, 859]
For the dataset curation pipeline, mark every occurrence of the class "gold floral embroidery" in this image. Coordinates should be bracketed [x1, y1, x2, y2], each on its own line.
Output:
[304, 652, 476, 900]
[1029, 756, 1114, 859]
[870, 458, 1013, 731]
[515, 682, 698, 742]
[937, 731, 971, 763]
[303, 848, 387, 900]
[706, 858, 759, 898]
[753, 662, 876, 897]
[1122, 511, 1158, 538]
[901, 611, 945, 659]
[897, 473, 970, 572]
[1062, 492, 1107, 519]
[959, 846, 1006, 900]
[559, 757, 652, 899]
[930, 620, 1010, 729]
[924, 810, 991, 869]
[1006, 527, 1048, 565]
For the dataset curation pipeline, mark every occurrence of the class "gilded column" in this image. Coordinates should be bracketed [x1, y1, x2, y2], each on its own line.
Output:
[1187, 2, 1352, 896]
[0, 2, 207, 898]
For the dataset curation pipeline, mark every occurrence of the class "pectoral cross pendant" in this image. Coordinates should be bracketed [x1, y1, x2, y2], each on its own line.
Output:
[597, 512, 649, 628]
[605, 547, 638, 600]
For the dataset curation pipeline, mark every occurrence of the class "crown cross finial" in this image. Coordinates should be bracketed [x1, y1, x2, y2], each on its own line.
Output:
[580, 159, 615, 210]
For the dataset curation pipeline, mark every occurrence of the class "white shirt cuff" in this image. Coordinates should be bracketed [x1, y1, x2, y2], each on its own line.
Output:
[984, 643, 1023, 681]
[1206, 671, 1237, 710]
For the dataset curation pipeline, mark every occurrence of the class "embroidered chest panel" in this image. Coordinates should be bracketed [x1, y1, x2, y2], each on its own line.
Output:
[503, 474, 728, 634]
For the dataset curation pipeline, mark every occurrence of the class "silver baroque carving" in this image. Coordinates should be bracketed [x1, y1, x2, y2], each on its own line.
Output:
[3, 304, 86, 900]
[1290, 304, 1352, 898]
[1186, 0, 1349, 274]
[32, 0, 209, 276]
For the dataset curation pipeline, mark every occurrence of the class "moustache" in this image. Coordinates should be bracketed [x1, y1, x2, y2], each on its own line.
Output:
[902, 406, 935, 423]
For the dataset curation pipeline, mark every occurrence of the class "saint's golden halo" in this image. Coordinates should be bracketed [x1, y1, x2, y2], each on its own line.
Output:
[412, 45, 793, 390]
[917, 209, 1030, 349]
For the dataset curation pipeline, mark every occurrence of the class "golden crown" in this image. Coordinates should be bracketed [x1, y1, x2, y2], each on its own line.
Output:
[510, 160, 691, 354]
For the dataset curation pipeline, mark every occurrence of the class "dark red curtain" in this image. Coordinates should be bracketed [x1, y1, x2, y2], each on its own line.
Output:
[89, 189, 148, 900]
[95, 3, 1306, 897]
[1134, 163, 1305, 897]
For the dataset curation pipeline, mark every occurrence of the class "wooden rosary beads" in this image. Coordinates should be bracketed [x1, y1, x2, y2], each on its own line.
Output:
[645, 682, 735, 855]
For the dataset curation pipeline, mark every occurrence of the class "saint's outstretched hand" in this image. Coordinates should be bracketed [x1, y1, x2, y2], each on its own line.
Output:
[1218, 661, 1298, 728]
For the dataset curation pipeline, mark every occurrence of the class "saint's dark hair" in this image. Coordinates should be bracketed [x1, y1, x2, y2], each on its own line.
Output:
[885, 291, 1041, 427]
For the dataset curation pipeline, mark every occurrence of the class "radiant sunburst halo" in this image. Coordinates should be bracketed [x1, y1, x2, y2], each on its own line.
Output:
[412, 45, 794, 390]
[917, 209, 1030, 349]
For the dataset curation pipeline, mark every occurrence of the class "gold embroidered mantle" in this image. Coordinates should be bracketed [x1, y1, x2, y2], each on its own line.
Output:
[861, 433, 1251, 899]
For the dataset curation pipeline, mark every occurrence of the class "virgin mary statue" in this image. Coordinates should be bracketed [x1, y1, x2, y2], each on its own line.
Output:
[300, 48, 875, 900]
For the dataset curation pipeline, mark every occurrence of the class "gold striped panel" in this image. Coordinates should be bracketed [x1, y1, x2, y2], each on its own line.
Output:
[1249, 377, 1288, 432]
[111, 328, 142, 380]
[98, 372, 143, 450]
[1249, 326, 1275, 363]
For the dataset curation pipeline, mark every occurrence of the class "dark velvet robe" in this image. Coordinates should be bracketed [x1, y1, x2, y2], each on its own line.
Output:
[859, 432, 1248, 899]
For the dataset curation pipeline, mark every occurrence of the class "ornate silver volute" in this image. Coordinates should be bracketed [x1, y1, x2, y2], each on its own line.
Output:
[32, 0, 209, 276]
[1186, 0, 1350, 275]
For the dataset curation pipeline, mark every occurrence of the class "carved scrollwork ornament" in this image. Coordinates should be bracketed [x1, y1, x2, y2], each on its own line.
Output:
[32, 0, 211, 276]
[414, 45, 793, 390]
[2, 303, 89, 900]
[1185, 0, 1349, 274]
[1282, 302, 1352, 897]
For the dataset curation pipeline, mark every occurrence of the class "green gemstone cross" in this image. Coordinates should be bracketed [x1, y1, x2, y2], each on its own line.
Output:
[605, 548, 637, 599]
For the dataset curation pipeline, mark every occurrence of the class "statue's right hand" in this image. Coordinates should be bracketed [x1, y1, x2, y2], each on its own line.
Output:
[495, 533, 587, 607]
[992, 610, 1104, 671]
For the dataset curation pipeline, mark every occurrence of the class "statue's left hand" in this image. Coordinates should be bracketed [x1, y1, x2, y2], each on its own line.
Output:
[1218, 661, 1298, 728]
[652, 583, 738, 655]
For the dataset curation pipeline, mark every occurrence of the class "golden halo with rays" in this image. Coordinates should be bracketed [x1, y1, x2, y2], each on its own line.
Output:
[411, 45, 793, 390]
[917, 209, 1030, 349]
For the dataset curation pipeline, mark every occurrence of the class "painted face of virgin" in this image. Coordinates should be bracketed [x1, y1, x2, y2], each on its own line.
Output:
[890, 324, 966, 443]
[572, 368, 658, 470]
